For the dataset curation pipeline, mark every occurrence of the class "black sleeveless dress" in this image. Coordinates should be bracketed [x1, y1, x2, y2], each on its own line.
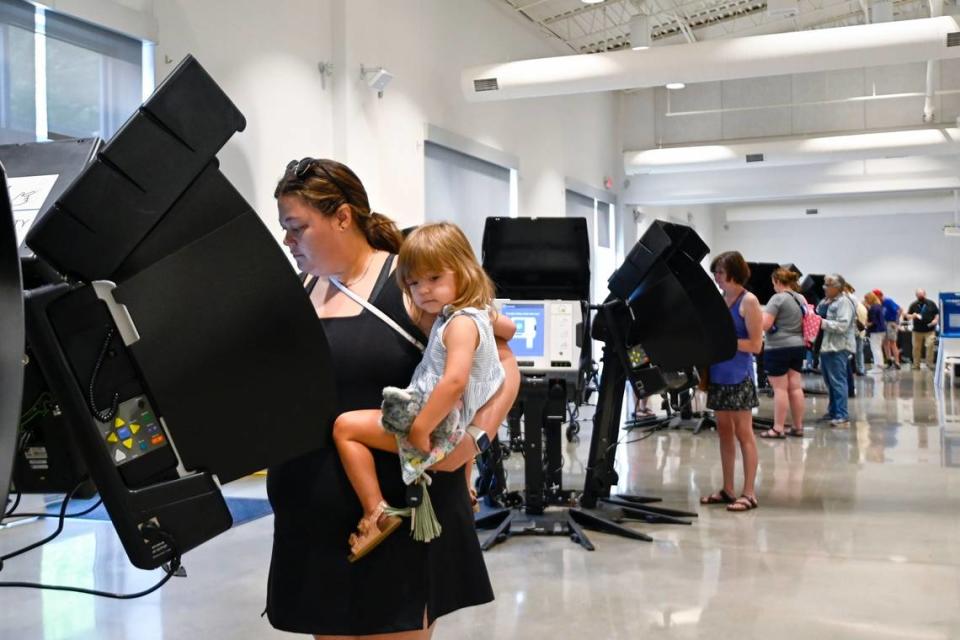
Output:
[265, 256, 494, 635]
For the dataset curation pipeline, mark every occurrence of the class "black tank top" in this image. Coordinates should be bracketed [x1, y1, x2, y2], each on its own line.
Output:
[265, 255, 494, 635]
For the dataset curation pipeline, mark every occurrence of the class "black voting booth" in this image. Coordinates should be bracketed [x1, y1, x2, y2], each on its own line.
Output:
[477, 218, 736, 550]
[0, 170, 25, 516]
[1, 56, 336, 571]
[1, 139, 102, 500]
[801, 273, 826, 305]
[579, 222, 736, 523]
[477, 217, 590, 549]
[476, 217, 591, 546]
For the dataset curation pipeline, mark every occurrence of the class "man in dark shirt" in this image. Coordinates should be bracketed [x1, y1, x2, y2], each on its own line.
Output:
[907, 289, 939, 370]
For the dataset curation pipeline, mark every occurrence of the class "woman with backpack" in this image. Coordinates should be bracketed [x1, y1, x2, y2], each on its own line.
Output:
[758, 268, 807, 439]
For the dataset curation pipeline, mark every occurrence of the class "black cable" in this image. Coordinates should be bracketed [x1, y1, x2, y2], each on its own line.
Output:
[0, 525, 181, 599]
[0, 478, 88, 564]
[3, 491, 21, 519]
[87, 327, 120, 423]
[9, 498, 104, 519]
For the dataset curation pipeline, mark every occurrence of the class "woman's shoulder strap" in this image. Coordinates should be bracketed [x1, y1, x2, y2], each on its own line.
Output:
[370, 253, 396, 302]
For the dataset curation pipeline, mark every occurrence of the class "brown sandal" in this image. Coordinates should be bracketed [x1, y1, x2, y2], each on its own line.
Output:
[347, 501, 403, 563]
[700, 489, 736, 505]
[726, 495, 758, 512]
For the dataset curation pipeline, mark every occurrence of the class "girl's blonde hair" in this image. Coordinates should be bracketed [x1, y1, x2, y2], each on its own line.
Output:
[864, 292, 880, 306]
[397, 222, 495, 320]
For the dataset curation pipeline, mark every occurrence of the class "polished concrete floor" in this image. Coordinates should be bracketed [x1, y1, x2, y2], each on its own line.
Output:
[2, 368, 959, 639]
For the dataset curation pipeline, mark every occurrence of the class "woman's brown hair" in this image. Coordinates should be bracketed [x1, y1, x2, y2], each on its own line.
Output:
[709, 251, 750, 285]
[275, 158, 404, 253]
[397, 222, 495, 322]
[771, 267, 800, 291]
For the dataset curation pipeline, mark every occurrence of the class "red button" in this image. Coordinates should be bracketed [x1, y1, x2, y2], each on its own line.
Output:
[151, 435, 165, 445]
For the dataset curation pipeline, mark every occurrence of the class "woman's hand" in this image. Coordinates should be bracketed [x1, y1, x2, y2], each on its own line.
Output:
[429, 339, 519, 472]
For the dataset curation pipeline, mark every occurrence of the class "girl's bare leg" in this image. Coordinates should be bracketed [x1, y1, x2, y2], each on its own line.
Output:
[333, 410, 399, 516]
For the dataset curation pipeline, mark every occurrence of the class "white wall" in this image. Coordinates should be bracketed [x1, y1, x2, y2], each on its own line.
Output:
[713, 211, 960, 306]
[146, 0, 621, 242]
[151, 0, 334, 243]
[329, 0, 620, 227]
[628, 204, 718, 267]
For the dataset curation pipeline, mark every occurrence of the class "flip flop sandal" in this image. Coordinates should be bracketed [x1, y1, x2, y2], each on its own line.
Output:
[727, 495, 759, 512]
[700, 489, 736, 505]
[759, 428, 786, 439]
[347, 502, 403, 563]
[786, 428, 805, 437]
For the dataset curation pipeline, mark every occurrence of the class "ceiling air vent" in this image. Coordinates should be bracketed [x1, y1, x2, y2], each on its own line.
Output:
[474, 77, 499, 92]
[806, 208, 818, 215]
[746, 153, 764, 163]
[947, 32, 960, 47]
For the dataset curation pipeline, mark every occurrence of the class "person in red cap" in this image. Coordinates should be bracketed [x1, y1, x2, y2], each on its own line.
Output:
[874, 289, 903, 369]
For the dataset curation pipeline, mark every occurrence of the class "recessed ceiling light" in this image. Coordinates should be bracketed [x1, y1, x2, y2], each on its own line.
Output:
[665, 82, 686, 90]
[581, 0, 605, 4]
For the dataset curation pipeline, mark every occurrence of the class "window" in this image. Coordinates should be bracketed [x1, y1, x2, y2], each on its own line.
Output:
[0, 0, 150, 144]
[0, 0, 35, 143]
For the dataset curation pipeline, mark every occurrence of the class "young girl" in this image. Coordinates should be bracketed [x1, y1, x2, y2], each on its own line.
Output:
[332, 221, 514, 562]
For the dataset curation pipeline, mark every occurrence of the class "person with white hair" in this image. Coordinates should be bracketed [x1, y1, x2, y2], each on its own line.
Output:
[817, 274, 857, 427]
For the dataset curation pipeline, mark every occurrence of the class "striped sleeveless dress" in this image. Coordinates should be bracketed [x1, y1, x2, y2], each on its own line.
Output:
[395, 305, 504, 484]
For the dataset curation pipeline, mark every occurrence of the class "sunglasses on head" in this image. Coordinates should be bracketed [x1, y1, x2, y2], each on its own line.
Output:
[286, 157, 352, 206]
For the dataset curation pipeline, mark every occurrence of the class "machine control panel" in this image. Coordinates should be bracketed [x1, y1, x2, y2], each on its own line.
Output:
[496, 299, 583, 377]
[95, 395, 169, 466]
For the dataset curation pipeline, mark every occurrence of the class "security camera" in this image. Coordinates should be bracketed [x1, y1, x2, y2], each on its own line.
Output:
[361, 65, 393, 95]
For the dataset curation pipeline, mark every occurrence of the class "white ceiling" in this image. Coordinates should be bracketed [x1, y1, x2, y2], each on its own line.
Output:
[499, 0, 936, 53]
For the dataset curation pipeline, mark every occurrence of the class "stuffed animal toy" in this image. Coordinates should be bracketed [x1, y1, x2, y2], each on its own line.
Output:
[379, 386, 465, 542]
[380, 386, 461, 485]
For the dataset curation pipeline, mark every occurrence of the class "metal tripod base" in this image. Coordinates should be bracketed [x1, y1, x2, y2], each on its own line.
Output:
[476, 505, 653, 551]
[599, 496, 697, 525]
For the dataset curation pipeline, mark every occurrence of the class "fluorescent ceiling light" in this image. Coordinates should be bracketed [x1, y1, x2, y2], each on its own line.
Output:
[665, 82, 686, 90]
[582, 0, 604, 4]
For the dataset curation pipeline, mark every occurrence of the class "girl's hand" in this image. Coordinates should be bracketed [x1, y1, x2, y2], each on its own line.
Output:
[408, 424, 432, 453]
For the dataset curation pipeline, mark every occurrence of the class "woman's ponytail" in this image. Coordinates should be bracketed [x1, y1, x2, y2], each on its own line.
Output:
[365, 211, 404, 254]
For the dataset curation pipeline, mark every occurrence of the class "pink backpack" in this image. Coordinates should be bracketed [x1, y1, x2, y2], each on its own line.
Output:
[800, 301, 820, 347]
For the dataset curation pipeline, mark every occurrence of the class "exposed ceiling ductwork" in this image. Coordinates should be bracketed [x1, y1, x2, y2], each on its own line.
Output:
[462, 15, 960, 101]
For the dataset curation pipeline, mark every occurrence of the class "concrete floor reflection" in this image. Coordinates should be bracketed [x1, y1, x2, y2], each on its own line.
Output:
[1, 371, 959, 639]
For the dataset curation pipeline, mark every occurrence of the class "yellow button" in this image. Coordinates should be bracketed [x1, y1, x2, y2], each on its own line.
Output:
[115, 418, 126, 428]
[106, 433, 119, 443]
[122, 438, 134, 449]
[130, 424, 140, 434]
